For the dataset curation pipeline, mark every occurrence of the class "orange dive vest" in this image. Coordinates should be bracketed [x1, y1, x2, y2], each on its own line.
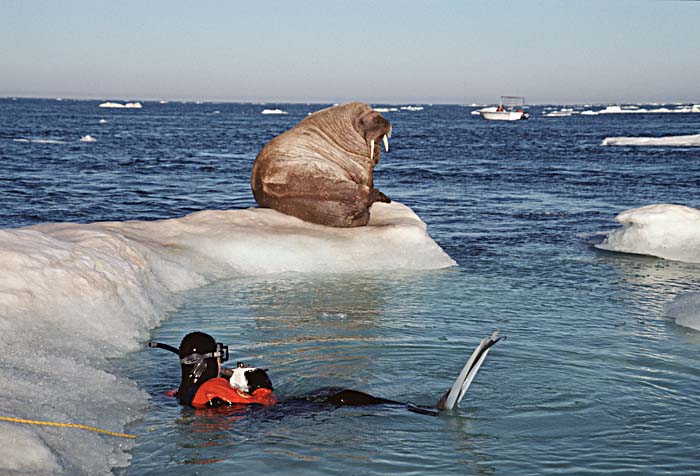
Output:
[191, 377, 276, 408]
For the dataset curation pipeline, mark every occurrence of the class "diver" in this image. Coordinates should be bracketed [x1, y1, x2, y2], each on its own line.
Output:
[148, 332, 275, 408]
[148, 330, 503, 415]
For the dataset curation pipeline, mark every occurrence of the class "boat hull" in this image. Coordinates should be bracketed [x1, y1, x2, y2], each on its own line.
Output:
[480, 110, 526, 121]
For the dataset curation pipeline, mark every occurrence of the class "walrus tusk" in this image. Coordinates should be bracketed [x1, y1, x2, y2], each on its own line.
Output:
[383, 134, 389, 152]
[370, 139, 374, 161]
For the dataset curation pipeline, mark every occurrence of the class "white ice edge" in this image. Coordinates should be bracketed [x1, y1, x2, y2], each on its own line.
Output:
[0, 201, 455, 475]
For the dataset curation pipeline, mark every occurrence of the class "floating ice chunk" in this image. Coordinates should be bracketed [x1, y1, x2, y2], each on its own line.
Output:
[261, 108, 288, 115]
[0, 201, 454, 474]
[400, 106, 424, 111]
[601, 105, 648, 114]
[580, 110, 598, 116]
[596, 104, 698, 115]
[99, 118, 108, 124]
[543, 110, 571, 117]
[472, 106, 497, 116]
[665, 292, 700, 331]
[596, 204, 700, 263]
[79, 135, 96, 142]
[99, 101, 142, 108]
[372, 107, 398, 112]
[601, 134, 700, 147]
[13, 138, 65, 144]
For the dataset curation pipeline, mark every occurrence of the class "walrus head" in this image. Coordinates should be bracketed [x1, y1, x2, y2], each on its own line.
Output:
[251, 102, 393, 227]
[354, 106, 392, 162]
[300, 102, 392, 167]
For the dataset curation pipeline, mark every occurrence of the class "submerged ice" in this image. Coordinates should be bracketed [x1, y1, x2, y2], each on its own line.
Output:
[0, 202, 454, 475]
[596, 203, 700, 331]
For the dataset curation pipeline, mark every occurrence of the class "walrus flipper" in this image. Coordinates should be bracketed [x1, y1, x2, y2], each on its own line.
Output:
[435, 331, 503, 411]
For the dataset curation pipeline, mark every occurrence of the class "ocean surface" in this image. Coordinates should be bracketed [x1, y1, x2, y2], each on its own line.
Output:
[1, 98, 700, 475]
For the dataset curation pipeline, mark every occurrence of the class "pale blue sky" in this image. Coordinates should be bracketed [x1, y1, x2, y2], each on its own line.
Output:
[1, 0, 698, 104]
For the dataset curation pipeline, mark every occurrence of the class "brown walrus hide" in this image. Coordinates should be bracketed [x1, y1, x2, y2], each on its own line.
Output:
[251, 102, 392, 227]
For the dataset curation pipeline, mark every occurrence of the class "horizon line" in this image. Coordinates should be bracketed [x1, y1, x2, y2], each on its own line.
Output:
[3, 94, 700, 107]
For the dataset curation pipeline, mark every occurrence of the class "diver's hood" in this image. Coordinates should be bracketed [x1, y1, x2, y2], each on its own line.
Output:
[147, 341, 273, 392]
[147, 340, 229, 382]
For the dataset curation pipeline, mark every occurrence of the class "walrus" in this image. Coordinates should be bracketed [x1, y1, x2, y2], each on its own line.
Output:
[251, 102, 392, 227]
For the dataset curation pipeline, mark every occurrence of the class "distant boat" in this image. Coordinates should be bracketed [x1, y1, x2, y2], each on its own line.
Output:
[478, 96, 529, 121]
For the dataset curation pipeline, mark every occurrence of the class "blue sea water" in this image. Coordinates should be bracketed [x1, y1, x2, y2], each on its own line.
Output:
[2, 98, 700, 475]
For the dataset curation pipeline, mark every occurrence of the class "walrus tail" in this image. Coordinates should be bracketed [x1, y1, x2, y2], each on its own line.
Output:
[434, 331, 503, 411]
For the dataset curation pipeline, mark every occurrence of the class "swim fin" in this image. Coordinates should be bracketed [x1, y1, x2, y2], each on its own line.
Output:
[435, 331, 503, 411]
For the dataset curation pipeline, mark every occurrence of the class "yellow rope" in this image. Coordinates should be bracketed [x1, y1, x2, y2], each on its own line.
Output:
[0, 415, 136, 439]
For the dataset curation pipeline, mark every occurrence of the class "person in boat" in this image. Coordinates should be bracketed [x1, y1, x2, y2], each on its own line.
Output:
[148, 330, 502, 414]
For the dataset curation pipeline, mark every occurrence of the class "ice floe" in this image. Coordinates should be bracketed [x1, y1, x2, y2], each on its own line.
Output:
[596, 204, 700, 264]
[665, 293, 700, 331]
[0, 201, 454, 475]
[471, 106, 497, 116]
[543, 110, 572, 117]
[79, 135, 96, 142]
[536, 104, 699, 117]
[596, 203, 700, 331]
[597, 104, 699, 114]
[261, 108, 288, 115]
[98, 102, 143, 109]
[602, 134, 700, 147]
[12, 138, 65, 144]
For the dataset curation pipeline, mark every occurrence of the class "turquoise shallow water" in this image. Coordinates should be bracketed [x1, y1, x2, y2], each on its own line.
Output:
[124, 255, 700, 475]
[2, 99, 700, 474]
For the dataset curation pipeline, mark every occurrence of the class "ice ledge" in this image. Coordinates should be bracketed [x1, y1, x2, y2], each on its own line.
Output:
[20, 201, 456, 292]
[171, 201, 458, 274]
